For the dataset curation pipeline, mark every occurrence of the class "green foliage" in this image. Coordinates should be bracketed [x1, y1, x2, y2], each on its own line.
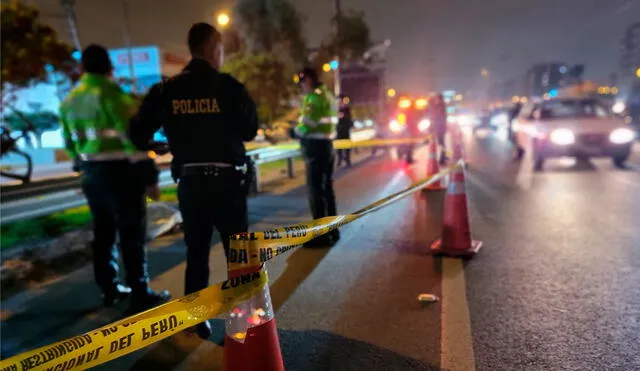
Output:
[0, 206, 92, 251]
[1, 0, 75, 88]
[334, 11, 371, 61]
[313, 10, 372, 67]
[234, 0, 307, 66]
[222, 53, 294, 125]
[2, 110, 59, 133]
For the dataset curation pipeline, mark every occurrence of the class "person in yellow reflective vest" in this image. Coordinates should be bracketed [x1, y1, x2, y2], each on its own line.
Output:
[60, 44, 170, 314]
[293, 67, 340, 247]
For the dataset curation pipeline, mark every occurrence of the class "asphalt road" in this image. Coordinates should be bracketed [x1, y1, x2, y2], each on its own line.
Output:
[1, 130, 639, 370]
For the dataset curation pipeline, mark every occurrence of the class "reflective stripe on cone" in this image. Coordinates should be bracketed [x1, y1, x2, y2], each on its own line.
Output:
[224, 269, 284, 371]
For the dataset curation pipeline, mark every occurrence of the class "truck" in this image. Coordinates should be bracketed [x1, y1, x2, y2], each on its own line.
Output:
[339, 65, 384, 137]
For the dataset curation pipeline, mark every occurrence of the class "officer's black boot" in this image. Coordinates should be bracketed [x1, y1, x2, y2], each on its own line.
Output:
[103, 283, 132, 307]
[127, 287, 171, 315]
[191, 320, 212, 340]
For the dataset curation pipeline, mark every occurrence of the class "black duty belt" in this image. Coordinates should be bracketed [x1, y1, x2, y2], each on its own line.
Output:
[180, 163, 247, 177]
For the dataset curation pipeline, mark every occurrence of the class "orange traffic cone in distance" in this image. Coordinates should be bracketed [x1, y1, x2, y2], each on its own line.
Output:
[451, 126, 465, 163]
[430, 164, 481, 258]
[224, 274, 284, 371]
[423, 139, 445, 191]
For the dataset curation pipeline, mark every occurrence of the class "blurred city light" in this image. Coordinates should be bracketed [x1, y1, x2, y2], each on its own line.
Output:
[611, 87, 619, 95]
[329, 60, 339, 70]
[520, 96, 528, 103]
[387, 88, 396, 97]
[548, 89, 558, 98]
[481, 68, 489, 77]
[293, 74, 300, 83]
[398, 98, 412, 109]
[322, 63, 331, 72]
[454, 94, 463, 101]
[216, 12, 230, 27]
[636, 67, 640, 78]
[511, 96, 520, 103]
[415, 98, 428, 109]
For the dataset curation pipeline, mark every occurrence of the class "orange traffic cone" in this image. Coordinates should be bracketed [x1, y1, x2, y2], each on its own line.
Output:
[451, 126, 465, 163]
[423, 139, 445, 191]
[224, 270, 284, 371]
[430, 163, 482, 258]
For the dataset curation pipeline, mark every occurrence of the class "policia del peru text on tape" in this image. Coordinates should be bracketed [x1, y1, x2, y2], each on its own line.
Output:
[0, 151, 461, 371]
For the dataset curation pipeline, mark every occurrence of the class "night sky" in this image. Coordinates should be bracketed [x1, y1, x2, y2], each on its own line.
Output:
[33, 0, 640, 93]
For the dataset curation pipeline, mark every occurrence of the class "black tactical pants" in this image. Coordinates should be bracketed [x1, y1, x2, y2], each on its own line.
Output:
[336, 131, 352, 167]
[301, 138, 338, 220]
[81, 160, 150, 296]
[177, 167, 248, 295]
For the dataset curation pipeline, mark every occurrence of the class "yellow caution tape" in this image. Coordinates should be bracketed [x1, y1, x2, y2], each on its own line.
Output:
[0, 270, 268, 371]
[259, 136, 431, 153]
[228, 162, 462, 276]
[1, 154, 459, 371]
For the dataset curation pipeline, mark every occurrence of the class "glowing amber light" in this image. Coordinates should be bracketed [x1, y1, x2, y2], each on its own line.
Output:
[398, 98, 411, 109]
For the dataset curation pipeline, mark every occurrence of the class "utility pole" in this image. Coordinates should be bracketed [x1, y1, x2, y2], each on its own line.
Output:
[332, 0, 341, 96]
[60, 0, 82, 51]
[121, 0, 137, 93]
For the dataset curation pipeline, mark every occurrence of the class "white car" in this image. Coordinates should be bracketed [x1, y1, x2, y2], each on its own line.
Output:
[513, 98, 635, 171]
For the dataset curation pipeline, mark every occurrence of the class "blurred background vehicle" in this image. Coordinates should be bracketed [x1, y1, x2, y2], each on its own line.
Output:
[513, 97, 635, 170]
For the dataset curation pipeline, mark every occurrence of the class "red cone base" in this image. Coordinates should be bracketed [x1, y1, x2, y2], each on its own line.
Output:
[422, 181, 446, 192]
[430, 239, 482, 258]
[224, 319, 284, 371]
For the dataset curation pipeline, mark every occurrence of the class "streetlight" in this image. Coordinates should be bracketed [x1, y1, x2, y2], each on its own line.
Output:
[216, 12, 230, 28]
[387, 88, 396, 98]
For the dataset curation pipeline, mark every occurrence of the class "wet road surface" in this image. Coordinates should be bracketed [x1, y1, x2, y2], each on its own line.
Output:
[1, 131, 639, 370]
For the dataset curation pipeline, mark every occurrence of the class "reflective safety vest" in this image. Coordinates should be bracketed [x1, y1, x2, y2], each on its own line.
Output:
[59, 73, 146, 161]
[296, 84, 338, 140]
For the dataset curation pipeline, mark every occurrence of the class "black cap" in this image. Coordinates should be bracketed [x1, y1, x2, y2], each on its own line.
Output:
[297, 67, 318, 85]
[81, 44, 112, 75]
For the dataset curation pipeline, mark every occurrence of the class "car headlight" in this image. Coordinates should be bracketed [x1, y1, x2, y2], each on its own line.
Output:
[609, 128, 635, 144]
[549, 129, 575, 145]
[389, 120, 403, 133]
[612, 102, 626, 114]
[458, 114, 476, 126]
[418, 119, 431, 132]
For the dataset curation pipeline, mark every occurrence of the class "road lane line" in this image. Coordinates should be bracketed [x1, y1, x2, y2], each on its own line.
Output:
[441, 257, 476, 371]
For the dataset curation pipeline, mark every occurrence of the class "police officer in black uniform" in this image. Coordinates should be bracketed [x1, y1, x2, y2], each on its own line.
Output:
[128, 22, 258, 339]
[336, 94, 354, 167]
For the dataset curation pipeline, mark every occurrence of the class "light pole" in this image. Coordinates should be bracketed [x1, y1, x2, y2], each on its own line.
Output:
[59, 0, 82, 51]
[121, 0, 136, 92]
[332, 0, 341, 96]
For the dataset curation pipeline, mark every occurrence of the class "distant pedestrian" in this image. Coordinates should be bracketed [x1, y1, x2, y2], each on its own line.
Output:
[429, 94, 449, 164]
[336, 94, 354, 167]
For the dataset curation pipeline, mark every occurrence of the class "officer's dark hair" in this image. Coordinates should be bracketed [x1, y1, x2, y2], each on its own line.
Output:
[81, 44, 112, 75]
[298, 67, 320, 87]
[188, 22, 221, 56]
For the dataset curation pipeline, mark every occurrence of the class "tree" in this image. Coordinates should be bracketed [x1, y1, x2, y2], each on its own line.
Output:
[1, 0, 75, 141]
[1, 0, 75, 89]
[234, 0, 307, 67]
[2, 110, 60, 147]
[313, 10, 372, 68]
[222, 53, 295, 126]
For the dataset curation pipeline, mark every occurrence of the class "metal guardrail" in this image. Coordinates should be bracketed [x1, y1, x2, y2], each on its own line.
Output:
[0, 129, 380, 223]
[0, 145, 285, 203]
